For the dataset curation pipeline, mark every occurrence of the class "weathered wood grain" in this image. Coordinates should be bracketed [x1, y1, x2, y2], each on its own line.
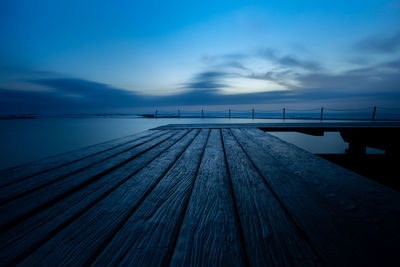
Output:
[221, 129, 321, 266]
[17, 130, 202, 266]
[242, 128, 400, 220]
[0, 130, 160, 187]
[1, 125, 399, 266]
[0, 130, 177, 232]
[0, 130, 168, 204]
[231, 128, 400, 266]
[0, 130, 191, 266]
[93, 129, 210, 266]
[169, 129, 247, 266]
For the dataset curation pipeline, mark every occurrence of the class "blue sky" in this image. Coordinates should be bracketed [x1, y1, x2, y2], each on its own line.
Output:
[0, 0, 399, 113]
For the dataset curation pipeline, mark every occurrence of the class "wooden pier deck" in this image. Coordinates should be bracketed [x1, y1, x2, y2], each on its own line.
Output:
[0, 126, 399, 266]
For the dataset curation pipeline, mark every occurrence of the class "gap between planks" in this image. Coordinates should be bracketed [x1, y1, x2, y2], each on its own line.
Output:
[1, 129, 194, 265]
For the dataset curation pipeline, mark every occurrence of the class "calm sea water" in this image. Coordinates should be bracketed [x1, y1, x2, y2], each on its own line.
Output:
[0, 117, 383, 170]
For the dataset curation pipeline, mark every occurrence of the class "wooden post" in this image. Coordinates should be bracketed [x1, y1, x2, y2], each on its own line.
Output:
[252, 108, 255, 120]
[320, 107, 324, 121]
[229, 109, 231, 119]
[283, 108, 286, 120]
[178, 109, 180, 118]
[341, 130, 367, 155]
[372, 106, 376, 121]
[202, 109, 204, 119]
[155, 110, 158, 118]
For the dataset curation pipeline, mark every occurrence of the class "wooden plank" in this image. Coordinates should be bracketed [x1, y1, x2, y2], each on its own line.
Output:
[17, 129, 202, 266]
[0, 130, 178, 231]
[231, 128, 400, 266]
[0, 130, 168, 204]
[221, 129, 321, 266]
[242, 128, 400, 216]
[0, 130, 160, 187]
[242, 128, 400, 252]
[169, 129, 247, 266]
[0, 130, 192, 266]
[93, 129, 210, 266]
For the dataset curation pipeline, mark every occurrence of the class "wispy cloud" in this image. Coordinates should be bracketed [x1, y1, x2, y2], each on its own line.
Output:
[183, 71, 232, 90]
[258, 48, 322, 71]
[381, 58, 400, 69]
[1, 30, 400, 114]
[1, 62, 399, 114]
[354, 31, 400, 54]
[246, 70, 298, 88]
[0, 76, 142, 113]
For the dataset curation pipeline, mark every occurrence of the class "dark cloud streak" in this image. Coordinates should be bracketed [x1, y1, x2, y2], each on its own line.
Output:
[258, 48, 322, 71]
[2, 31, 400, 114]
[354, 31, 400, 54]
[1, 70, 399, 114]
[183, 71, 231, 90]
